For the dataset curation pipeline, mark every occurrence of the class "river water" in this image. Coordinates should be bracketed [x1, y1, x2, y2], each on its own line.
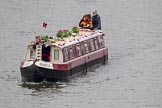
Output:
[0, 0, 162, 108]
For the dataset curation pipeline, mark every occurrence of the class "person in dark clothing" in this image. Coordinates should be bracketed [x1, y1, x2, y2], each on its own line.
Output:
[92, 9, 101, 30]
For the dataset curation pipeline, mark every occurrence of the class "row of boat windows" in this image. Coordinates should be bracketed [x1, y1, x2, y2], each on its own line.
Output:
[29, 36, 105, 62]
[61, 36, 105, 62]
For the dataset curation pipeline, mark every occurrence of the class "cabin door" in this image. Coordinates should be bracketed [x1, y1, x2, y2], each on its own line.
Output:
[41, 46, 51, 62]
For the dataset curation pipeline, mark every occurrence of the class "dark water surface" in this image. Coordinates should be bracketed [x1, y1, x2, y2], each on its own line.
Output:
[0, 0, 162, 108]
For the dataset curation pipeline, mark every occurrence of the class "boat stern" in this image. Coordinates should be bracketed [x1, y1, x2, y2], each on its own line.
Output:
[20, 60, 44, 82]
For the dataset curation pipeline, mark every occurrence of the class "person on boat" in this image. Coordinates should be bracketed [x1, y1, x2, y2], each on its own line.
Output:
[79, 14, 92, 29]
[92, 9, 101, 30]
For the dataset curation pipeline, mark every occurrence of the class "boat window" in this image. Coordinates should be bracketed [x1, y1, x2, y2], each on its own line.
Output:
[69, 46, 74, 59]
[80, 43, 85, 55]
[76, 44, 82, 56]
[90, 39, 95, 52]
[94, 38, 99, 50]
[84, 41, 89, 53]
[54, 49, 59, 60]
[30, 48, 36, 59]
[63, 48, 69, 61]
[98, 36, 105, 47]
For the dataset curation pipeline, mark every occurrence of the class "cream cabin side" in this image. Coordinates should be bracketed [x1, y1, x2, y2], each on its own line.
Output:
[50, 46, 64, 64]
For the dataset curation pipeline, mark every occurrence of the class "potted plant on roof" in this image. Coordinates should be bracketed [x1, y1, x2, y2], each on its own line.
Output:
[56, 30, 63, 38]
[41, 36, 48, 42]
[63, 30, 71, 37]
[56, 30, 71, 39]
[71, 26, 79, 36]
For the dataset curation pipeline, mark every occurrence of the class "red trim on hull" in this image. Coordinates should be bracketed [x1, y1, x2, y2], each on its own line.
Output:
[53, 63, 70, 70]
[53, 48, 108, 71]
[20, 54, 108, 82]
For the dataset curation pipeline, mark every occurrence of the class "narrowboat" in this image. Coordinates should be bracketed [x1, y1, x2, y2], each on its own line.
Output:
[20, 28, 108, 82]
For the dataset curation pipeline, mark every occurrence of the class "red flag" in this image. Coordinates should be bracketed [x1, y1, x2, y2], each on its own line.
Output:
[43, 22, 47, 28]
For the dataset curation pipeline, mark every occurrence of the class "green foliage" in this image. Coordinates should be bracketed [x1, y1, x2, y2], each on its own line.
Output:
[56, 30, 71, 38]
[41, 36, 48, 42]
[71, 26, 79, 34]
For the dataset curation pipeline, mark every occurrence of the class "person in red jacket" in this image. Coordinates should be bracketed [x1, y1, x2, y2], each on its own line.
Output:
[79, 14, 92, 29]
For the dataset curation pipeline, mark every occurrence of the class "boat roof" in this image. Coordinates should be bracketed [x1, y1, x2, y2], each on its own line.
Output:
[30, 29, 104, 49]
